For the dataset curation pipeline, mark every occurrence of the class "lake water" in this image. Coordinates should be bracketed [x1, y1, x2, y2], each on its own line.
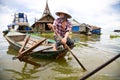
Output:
[0, 29, 120, 80]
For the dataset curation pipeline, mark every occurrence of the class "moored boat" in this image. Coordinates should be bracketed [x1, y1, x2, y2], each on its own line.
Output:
[2, 13, 33, 36]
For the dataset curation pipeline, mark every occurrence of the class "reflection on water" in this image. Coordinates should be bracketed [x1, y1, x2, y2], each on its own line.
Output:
[39, 33, 101, 43]
[7, 45, 52, 66]
[7, 45, 18, 56]
[6, 45, 77, 80]
[5, 63, 39, 80]
[71, 34, 101, 42]
[1, 31, 120, 80]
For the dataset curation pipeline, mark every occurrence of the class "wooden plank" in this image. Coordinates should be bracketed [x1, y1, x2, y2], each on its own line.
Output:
[29, 38, 39, 43]
[30, 46, 53, 54]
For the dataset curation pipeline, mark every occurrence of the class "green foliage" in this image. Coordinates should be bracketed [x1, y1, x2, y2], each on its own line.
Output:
[29, 32, 54, 39]
[110, 35, 120, 39]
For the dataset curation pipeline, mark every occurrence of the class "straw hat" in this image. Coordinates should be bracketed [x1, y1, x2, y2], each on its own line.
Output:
[55, 10, 72, 18]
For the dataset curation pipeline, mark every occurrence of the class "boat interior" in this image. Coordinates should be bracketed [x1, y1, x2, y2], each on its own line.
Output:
[7, 35, 53, 51]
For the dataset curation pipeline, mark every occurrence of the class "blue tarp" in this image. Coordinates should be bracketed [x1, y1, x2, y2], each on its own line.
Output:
[19, 13, 24, 18]
[91, 29, 101, 34]
[72, 26, 80, 32]
[25, 27, 31, 30]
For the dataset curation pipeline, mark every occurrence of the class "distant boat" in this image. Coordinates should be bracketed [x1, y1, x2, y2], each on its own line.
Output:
[4, 31, 74, 59]
[3, 13, 33, 35]
[114, 30, 120, 32]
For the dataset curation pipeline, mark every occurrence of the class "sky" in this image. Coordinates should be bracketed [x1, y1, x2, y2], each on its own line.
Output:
[0, 0, 120, 31]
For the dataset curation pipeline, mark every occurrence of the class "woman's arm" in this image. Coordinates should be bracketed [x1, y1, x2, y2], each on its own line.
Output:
[62, 31, 69, 44]
[64, 31, 69, 39]
[62, 21, 72, 44]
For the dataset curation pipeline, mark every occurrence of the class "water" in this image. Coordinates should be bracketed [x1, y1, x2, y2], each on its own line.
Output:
[0, 30, 120, 80]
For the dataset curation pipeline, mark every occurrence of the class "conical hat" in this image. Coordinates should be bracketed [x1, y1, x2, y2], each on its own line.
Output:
[55, 10, 72, 18]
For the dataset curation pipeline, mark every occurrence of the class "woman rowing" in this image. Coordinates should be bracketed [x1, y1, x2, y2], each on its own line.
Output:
[48, 10, 74, 51]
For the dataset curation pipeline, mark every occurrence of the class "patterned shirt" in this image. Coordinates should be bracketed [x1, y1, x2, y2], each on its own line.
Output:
[53, 18, 72, 37]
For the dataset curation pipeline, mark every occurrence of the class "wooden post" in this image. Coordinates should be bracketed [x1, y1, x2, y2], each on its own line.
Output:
[80, 53, 120, 80]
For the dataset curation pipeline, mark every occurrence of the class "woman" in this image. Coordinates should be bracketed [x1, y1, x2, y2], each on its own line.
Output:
[48, 11, 74, 51]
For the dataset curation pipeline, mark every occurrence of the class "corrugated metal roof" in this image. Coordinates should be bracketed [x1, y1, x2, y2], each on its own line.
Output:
[70, 19, 80, 26]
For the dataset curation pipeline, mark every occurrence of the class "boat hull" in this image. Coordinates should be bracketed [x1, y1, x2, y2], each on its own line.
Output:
[30, 49, 69, 59]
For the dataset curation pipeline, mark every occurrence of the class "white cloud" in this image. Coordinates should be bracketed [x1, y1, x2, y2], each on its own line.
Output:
[0, 5, 16, 30]
[0, 0, 120, 31]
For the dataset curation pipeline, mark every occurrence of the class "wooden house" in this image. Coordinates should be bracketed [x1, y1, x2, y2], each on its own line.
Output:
[31, 0, 55, 33]
[71, 20, 101, 35]
[80, 23, 101, 35]
[90, 25, 101, 35]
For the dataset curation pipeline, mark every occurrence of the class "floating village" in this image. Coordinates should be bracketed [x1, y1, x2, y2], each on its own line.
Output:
[1, 0, 120, 80]
[3, 0, 101, 35]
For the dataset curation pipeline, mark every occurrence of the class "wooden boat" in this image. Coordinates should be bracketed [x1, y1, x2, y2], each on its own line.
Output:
[4, 31, 74, 59]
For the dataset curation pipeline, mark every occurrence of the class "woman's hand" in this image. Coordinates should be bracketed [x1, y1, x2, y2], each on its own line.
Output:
[47, 23, 53, 29]
[61, 38, 67, 44]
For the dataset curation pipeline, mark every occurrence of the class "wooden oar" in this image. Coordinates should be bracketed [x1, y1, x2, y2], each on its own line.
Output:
[17, 38, 47, 59]
[18, 38, 47, 66]
[50, 26, 87, 71]
[19, 35, 30, 53]
[13, 35, 30, 60]
[80, 53, 120, 80]
[18, 35, 41, 66]
[13, 38, 47, 66]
